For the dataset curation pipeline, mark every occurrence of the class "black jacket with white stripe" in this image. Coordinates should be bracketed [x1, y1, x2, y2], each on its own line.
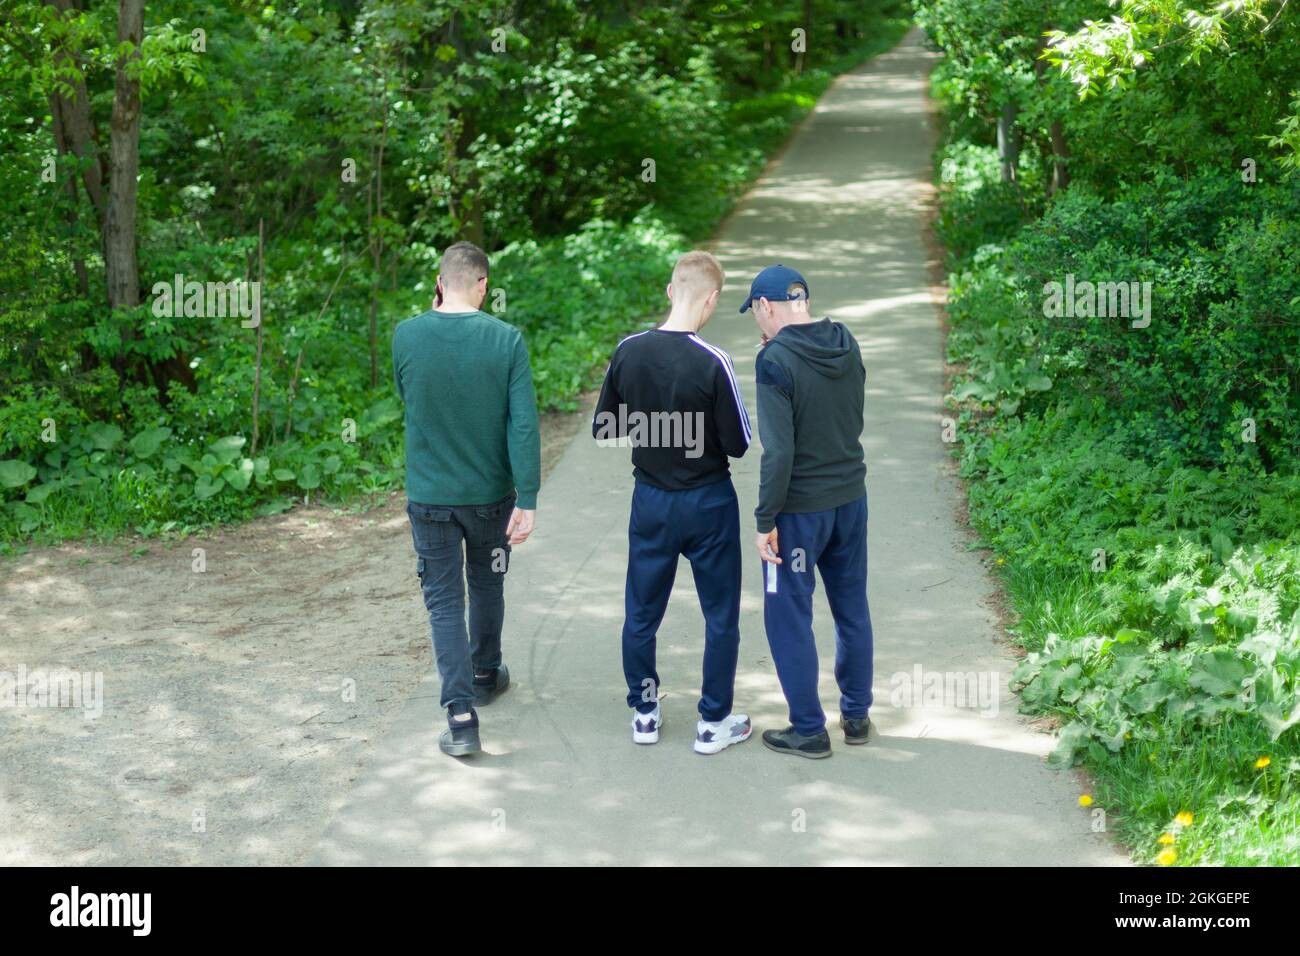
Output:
[592, 329, 751, 491]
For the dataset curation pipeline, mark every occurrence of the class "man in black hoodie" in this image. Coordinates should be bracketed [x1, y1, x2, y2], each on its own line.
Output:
[743, 265, 874, 759]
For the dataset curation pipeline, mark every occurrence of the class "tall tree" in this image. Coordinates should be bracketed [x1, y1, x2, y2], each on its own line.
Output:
[105, 0, 143, 315]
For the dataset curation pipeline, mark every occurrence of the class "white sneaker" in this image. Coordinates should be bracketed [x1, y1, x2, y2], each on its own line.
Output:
[694, 713, 752, 754]
[632, 705, 662, 745]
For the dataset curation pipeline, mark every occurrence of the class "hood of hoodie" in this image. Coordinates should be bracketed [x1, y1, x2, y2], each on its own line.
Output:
[770, 317, 856, 379]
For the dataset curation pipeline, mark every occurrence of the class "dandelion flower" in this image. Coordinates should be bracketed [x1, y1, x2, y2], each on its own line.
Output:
[1156, 848, 1177, 866]
[1255, 756, 1271, 770]
[1078, 794, 1093, 807]
[1157, 832, 1175, 845]
[1174, 811, 1193, 827]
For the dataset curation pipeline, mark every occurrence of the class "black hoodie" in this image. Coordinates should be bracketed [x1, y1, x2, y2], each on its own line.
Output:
[754, 317, 866, 532]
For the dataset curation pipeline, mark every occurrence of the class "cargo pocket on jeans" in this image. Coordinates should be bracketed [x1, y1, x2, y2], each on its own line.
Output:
[408, 503, 453, 552]
[471, 495, 515, 550]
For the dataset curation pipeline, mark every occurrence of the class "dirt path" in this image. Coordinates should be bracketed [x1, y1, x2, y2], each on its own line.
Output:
[0, 410, 585, 865]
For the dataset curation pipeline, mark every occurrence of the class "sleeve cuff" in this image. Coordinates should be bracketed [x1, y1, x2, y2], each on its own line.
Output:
[516, 491, 538, 510]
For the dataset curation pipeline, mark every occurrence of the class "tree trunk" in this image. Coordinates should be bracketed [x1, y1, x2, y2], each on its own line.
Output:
[48, 94, 90, 299]
[105, 0, 143, 313]
[1033, 34, 1070, 196]
[443, 13, 483, 248]
[997, 102, 1019, 182]
[44, 0, 108, 226]
[368, 84, 389, 390]
[251, 218, 265, 455]
[1048, 120, 1070, 194]
[797, 0, 812, 74]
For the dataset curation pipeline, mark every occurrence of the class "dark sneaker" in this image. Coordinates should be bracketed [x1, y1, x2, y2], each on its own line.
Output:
[439, 706, 481, 757]
[472, 664, 510, 705]
[762, 725, 832, 759]
[840, 714, 871, 745]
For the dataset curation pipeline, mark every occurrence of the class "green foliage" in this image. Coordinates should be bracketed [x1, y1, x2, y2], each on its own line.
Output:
[494, 216, 682, 411]
[946, 172, 1300, 469]
[0, 0, 911, 549]
[926, 0, 1300, 864]
[0, 399, 405, 544]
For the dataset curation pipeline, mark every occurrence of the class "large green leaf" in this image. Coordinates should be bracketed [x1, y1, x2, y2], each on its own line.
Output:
[1260, 701, 1300, 741]
[128, 426, 173, 459]
[85, 423, 124, 451]
[209, 435, 247, 465]
[223, 458, 255, 492]
[195, 474, 225, 499]
[1123, 680, 1173, 715]
[0, 460, 37, 489]
[1188, 650, 1250, 697]
[297, 463, 322, 490]
[24, 482, 59, 504]
[9, 500, 40, 533]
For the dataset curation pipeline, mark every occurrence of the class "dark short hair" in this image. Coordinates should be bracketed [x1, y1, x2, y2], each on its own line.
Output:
[440, 241, 489, 293]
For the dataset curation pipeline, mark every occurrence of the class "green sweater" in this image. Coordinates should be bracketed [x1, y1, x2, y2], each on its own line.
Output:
[392, 309, 541, 509]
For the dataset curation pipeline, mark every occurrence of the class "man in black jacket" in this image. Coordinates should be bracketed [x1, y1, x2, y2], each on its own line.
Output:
[744, 265, 874, 759]
[593, 251, 754, 755]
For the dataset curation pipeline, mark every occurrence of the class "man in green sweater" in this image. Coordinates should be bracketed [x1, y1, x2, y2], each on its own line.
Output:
[392, 241, 541, 757]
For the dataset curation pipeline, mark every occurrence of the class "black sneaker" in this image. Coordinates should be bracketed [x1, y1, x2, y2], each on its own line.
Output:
[439, 705, 481, 757]
[761, 725, 832, 759]
[472, 664, 510, 705]
[840, 714, 872, 745]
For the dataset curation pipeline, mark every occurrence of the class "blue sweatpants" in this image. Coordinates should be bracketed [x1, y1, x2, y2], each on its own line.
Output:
[762, 494, 873, 736]
[622, 477, 742, 723]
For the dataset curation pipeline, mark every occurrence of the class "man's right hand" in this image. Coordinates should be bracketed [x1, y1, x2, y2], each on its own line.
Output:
[755, 528, 781, 564]
[507, 508, 535, 545]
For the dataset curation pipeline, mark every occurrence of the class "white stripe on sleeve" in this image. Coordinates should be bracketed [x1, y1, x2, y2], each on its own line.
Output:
[687, 334, 752, 443]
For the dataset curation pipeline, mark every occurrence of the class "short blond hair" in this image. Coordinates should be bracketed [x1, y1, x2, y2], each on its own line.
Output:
[671, 251, 724, 302]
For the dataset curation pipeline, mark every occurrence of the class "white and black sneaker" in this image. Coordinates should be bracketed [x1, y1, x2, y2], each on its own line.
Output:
[632, 705, 661, 745]
[694, 713, 752, 755]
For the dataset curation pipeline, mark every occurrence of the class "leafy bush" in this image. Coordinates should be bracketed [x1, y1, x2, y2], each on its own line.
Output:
[0, 399, 405, 544]
[933, 46, 1300, 861]
[945, 170, 1300, 471]
[494, 215, 684, 411]
[1, 1, 912, 551]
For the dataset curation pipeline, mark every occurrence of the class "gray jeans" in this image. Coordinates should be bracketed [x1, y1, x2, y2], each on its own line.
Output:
[407, 495, 514, 711]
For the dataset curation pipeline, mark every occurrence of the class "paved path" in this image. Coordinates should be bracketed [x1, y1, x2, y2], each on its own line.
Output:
[310, 29, 1129, 866]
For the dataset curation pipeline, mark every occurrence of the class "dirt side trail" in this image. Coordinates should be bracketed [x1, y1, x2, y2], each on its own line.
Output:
[0, 411, 583, 865]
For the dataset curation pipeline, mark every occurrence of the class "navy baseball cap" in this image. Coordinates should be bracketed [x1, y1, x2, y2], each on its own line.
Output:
[739, 264, 809, 313]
